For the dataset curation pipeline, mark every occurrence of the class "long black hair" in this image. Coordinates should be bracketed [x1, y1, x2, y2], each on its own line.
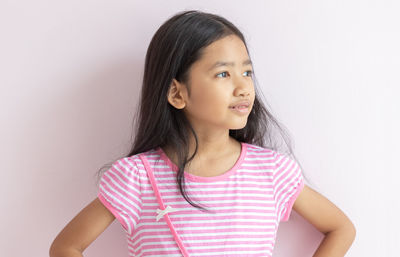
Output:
[96, 9, 311, 213]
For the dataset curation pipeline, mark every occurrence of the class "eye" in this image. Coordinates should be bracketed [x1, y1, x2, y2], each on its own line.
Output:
[216, 71, 229, 78]
[244, 70, 253, 77]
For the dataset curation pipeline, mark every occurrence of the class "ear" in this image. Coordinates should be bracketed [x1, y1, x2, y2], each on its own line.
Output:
[167, 78, 187, 109]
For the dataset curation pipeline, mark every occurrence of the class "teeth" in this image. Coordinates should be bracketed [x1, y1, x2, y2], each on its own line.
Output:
[230, 105, 248, 109]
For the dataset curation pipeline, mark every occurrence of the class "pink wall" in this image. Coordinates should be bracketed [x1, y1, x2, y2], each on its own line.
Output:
[2, 1, 399, 256]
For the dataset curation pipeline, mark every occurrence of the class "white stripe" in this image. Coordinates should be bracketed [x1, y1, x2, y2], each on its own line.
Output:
[102, 170, 142, 209]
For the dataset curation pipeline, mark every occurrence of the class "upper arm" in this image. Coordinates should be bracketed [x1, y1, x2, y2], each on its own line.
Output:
[292, 185, 356, 235]
[50, 197, 116, 254]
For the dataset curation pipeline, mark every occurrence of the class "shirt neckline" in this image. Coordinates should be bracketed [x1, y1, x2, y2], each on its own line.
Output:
[157, 142, 247, 183]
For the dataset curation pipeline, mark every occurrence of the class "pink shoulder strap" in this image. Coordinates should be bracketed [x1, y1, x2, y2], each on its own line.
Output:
[138, 153, 190, 257]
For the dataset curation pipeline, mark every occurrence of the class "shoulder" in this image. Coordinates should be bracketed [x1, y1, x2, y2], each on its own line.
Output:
[242, 142, 278, 157]
[241, 143, 281, 170]
[103, 149, 157, 180]
[242, 143, 299, 170]
[123, 147, 162, 173]
[110, 156, 140, 173]
[245, 142, 293, 160]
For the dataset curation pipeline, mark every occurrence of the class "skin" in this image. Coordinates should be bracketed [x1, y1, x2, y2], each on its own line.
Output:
[49, 198, 115, 257]
[49, 34, 356, 256]
[163, 34, 256, 175]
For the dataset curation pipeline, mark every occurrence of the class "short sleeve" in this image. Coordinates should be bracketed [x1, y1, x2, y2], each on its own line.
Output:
[273, 151, 305, 222]
[97, 157, 142, 235]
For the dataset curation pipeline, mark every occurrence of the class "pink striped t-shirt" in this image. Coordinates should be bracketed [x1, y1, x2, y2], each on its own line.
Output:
[97, 142, 305, 257]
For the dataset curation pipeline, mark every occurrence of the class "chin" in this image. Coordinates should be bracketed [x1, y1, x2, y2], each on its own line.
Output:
[230, 122, 247, 130]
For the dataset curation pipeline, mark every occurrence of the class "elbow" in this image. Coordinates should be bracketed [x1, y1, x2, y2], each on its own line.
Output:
[328, 219, 357, 241]
[49, 240, 82, 257]
[340, 221, 357, 248]
[348, 221, 357, 240]
[343, 219, 356, 239]
[49, 241, 58, 257]
[49, 240, 63, 257]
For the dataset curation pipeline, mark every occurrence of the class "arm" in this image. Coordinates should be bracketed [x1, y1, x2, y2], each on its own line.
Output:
[292, 185, 356, 257]
[49, 197, 116, 257]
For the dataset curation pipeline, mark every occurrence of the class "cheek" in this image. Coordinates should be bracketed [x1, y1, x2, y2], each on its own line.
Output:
[190, 87, 229, 115]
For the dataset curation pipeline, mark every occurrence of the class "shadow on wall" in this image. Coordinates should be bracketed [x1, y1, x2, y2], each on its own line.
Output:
[274, 209, 324, 256]
[44, 58, 142, 257]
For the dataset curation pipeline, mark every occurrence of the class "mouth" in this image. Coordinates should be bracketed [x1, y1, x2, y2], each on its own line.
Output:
[229, 100, 251, 110]
[229, 105, 250, 114]
[229, 105, 249, 110]
[229, 102, 250, 109]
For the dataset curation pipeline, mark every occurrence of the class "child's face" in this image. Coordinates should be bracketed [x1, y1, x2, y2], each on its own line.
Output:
[170, 34, 255, 133]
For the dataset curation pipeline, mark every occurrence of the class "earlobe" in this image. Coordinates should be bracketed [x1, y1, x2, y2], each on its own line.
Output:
[167, 79, 186, 109]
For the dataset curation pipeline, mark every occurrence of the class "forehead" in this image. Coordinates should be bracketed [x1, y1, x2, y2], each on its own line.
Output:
[196, 35, 250, 68]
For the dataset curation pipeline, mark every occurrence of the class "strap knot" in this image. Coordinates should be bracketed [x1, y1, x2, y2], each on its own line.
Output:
[156, 205, 180, 221]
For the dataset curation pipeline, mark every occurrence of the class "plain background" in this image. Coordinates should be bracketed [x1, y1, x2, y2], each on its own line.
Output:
[1, 1, 399, 256]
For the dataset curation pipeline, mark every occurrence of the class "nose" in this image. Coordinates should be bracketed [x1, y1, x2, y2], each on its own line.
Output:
[233, 74, 252, 97]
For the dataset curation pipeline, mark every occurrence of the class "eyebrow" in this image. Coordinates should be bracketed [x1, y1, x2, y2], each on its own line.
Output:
[208, 59, 253, 71]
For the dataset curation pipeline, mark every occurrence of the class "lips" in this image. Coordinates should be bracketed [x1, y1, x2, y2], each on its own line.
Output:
[229, 100, 250, 109]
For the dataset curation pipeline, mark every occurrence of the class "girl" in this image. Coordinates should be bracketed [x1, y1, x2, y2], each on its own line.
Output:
[50, 10, 356, 257]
